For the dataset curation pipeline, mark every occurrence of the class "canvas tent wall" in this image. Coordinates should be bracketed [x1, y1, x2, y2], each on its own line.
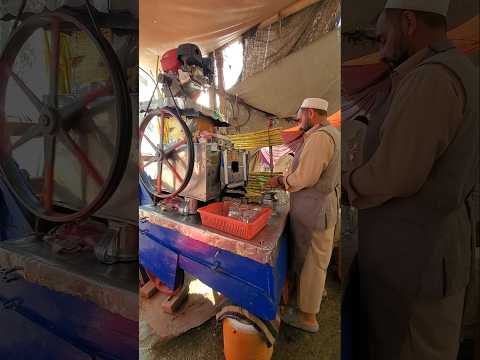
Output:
[140, 0, 297, 75]
[139, 0, 341, 122]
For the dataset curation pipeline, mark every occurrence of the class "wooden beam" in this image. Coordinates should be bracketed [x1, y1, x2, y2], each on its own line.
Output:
[214, 48, 226, 116]
[161, 284, 189, 314]
[258, 0, 321, 29]
[140, 280, 159, 299]
[208, 52, 217, 110]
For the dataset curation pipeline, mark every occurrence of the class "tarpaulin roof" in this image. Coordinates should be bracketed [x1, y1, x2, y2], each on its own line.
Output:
[139, 0, 340, 119]
[229, 30, 341, 118]
[0, 0, 138, 19]
[140, 0, 297, 73]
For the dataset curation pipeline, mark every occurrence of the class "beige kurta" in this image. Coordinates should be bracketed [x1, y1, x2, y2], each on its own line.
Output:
[284, 125, 337, 314]
[343, 48, 465, 208]
[284, 127, 334, 192]
[342, 42, 475, 359]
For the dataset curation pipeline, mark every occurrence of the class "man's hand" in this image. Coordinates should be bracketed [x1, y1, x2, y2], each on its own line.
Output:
[266, 176, 284, 189]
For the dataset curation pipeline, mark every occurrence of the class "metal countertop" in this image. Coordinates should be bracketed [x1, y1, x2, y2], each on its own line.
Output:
[139, 199, 289, 265]
[0, 236, 138, 321]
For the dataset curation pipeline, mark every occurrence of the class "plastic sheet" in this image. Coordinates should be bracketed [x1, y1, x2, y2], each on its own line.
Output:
[140, 0, 297, 72]
[0, 0, 137, 19]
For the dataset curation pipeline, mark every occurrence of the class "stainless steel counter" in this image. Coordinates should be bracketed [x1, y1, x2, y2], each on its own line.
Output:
[0, 236, 138, 321]
[139, 197, 289, 265]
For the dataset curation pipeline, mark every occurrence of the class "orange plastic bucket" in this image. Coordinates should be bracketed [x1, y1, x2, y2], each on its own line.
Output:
[223, 317, 273, 360]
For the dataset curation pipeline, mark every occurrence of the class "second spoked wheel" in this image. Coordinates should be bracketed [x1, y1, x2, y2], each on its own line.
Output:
[0, 9, 131, 222]
[139, 108, 194, 200]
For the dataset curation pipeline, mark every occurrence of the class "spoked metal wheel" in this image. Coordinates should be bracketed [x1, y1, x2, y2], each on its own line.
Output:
[139, 108, 194, 200]
[0, 9, 131, 222]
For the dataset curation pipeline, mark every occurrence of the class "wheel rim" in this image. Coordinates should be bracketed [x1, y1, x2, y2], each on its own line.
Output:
[0, 9, 132, 222]
[139, 108, 194, 200]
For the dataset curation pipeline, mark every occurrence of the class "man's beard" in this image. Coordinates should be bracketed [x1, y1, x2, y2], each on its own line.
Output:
[383, 35, 410, 68]
[387, 49, 409, 68]
[301, 120, 313, 132]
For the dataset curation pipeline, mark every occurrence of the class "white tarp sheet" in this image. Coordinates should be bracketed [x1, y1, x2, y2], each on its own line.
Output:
[0, 0, 138, 19]
[229, 30, 341, 118]
[140, 0, 297, 73]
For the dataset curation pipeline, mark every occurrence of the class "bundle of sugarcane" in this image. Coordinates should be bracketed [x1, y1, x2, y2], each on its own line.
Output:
[227, 128, 284, 150]
[245, 172, 283, 199]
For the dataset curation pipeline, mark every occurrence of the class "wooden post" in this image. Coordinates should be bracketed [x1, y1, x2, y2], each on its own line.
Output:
[215, 48, 226, 118]
[258, 0, 321, 29]
[268, 118, 274, 173]
[208, 52, 216, 111]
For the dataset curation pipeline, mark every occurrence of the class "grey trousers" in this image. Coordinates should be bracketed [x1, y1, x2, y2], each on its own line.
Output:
[398, 289, 466, 360]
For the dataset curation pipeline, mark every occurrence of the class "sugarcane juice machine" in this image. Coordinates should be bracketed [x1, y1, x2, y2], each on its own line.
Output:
[139, 43, 248, 212]
[0, 5, 139, 259]
[0, 3, 138, 359]
[138, 44, 288, 323]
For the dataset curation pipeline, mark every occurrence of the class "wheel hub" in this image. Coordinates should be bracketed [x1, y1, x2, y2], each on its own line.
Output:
[40, 114, 50, 126]
[39, 111, 58, 134]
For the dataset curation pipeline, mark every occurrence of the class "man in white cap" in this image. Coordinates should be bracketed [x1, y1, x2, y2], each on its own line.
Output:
[342, 0, 478, 359]
[268, 98, 340, 332]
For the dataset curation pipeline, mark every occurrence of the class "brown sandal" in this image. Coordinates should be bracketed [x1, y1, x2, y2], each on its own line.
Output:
[281, 308, 319, 333]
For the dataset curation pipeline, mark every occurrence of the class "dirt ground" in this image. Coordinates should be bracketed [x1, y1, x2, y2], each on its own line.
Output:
[140, 268, 341, 360]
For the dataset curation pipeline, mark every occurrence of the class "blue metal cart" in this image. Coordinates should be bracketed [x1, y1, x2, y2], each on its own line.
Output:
[139, 191, 289, 321]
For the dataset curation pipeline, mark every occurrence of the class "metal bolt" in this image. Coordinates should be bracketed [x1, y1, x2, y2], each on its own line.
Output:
[40, 115, 50, 126]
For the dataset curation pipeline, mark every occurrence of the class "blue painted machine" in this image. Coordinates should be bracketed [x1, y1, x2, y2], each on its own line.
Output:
[138, 43, 289, 322]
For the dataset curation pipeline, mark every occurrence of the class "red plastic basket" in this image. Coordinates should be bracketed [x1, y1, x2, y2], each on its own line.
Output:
[197, 202, 272, 240]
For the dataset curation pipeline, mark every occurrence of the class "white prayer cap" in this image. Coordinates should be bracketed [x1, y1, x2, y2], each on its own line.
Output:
[385, 0, 450, 16]
[296, 98, 328, 118]
[299, 98, 328, 111]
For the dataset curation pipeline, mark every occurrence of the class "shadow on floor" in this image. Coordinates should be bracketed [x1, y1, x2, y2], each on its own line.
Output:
[141, 268, 341, 360]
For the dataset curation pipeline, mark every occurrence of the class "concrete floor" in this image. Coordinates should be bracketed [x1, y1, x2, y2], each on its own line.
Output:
[141, 269, 341, 360]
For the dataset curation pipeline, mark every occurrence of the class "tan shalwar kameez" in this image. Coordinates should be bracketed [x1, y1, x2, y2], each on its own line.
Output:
[284, 124, 340, 314]
[342, 41, 478, 360]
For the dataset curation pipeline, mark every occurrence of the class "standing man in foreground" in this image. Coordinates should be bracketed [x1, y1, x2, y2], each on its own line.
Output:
[268, 98, 340, 333]
[342, 0, 479, 359]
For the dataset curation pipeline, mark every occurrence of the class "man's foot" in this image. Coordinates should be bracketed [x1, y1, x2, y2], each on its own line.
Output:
[281, 308, 319, 333]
